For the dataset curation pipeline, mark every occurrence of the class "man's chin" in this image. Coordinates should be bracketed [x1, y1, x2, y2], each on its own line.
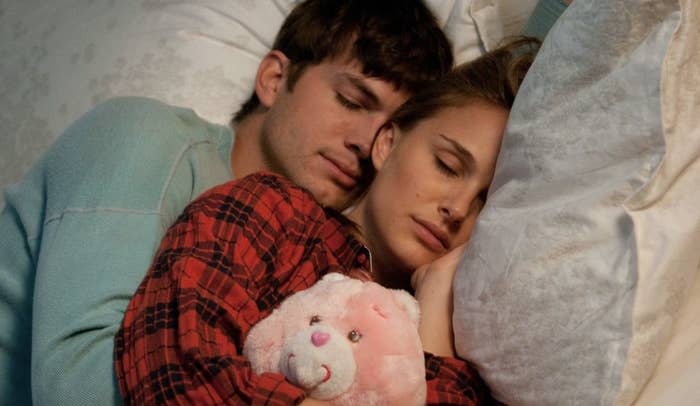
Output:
[319, 194, 353, 211]
[303, 187, 343, 210]
[312, 179, 358, 209]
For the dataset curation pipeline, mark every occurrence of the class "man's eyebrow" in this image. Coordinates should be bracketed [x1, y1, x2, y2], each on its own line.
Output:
[344, 74, 380, 107]
[439, 134, 476, 169]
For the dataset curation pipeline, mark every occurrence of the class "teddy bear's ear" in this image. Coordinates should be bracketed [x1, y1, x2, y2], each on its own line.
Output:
[391, 289, 421, 328]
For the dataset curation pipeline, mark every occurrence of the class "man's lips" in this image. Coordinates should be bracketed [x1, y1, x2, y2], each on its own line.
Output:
[321, 154, 359, 189]
[413, 217, 449, 251]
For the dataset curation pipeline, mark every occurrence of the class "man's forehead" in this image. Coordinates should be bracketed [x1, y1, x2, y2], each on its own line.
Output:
[325, 52, 399, 88]
[338, 71, 381, 105]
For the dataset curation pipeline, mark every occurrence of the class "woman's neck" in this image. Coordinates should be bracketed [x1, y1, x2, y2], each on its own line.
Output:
[344, 198, 365, 240]
[345, 200, 412, 291]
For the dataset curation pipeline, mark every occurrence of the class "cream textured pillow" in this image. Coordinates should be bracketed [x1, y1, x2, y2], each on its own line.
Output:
[632, 0, 700, 403]
[633, 271, 700, 405]
[453, 0, 699, 405]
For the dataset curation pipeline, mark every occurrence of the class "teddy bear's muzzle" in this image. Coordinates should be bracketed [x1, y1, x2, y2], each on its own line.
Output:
[280, 325, 357, 399]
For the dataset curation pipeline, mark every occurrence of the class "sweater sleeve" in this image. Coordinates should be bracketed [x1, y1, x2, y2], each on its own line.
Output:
[27, 97, 232, 406]
[0, 202, 35, 405]
[424, 352, 494, 406]
[115, 173, 326, 405]
[30, 210, 169, 405]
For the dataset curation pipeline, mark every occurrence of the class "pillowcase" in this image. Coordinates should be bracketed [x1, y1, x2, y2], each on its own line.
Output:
[0, 0, 539, 208]
[453, 0, 699, 404]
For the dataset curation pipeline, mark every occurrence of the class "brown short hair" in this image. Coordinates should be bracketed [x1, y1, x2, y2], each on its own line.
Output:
[391, 37, 541, 132]
[233, 0, 454, 124]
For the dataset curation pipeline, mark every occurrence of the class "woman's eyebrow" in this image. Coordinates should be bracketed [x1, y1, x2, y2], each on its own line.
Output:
[439, 134, 475, 169]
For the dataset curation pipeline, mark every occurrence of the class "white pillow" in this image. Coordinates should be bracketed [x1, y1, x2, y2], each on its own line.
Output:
[453, 0, 699, 405]
[443, 0, 538, 64]
[0, 0, 538, 208]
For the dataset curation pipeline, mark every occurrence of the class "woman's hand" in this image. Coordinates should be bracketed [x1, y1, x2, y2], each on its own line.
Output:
[411, 243, 468, 357]
[411, 243, 465, 296]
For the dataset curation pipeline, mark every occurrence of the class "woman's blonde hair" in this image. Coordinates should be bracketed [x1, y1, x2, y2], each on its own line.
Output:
[391, 37, 540, 132]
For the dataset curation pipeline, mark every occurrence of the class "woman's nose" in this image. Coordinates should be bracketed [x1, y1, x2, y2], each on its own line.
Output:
[439, 205, 466, 224]
[439, 188, 478, 225]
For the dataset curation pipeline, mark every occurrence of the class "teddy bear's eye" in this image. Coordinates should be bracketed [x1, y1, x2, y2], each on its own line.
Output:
[309, 315, 321, 325]
[347, 329, 362, 343]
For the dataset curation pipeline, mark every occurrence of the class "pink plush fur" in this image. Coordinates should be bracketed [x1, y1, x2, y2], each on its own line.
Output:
[243, 273, 426, 405]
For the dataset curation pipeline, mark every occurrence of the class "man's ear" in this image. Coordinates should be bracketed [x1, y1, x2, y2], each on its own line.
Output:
[371, 122, 399, 171]
[254, 50, 290, 108]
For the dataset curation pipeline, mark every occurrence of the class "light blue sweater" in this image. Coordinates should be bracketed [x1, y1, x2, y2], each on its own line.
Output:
[0, 97, 234, 405]
[522, 0, 571, 41]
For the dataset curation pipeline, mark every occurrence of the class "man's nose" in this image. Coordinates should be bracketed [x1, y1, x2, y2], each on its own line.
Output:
[344, 128, 373, 159]
[344, 137, 371, 159]
[345, 118, 386, 159]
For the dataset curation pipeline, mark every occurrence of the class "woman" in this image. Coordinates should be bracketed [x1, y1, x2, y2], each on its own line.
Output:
[115, 39, 538, 405]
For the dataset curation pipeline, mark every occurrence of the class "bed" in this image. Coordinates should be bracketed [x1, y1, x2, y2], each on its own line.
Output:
[1, 0, 698, 404]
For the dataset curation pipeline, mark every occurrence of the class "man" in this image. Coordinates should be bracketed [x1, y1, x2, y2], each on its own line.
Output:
[0, 0, 452, 404]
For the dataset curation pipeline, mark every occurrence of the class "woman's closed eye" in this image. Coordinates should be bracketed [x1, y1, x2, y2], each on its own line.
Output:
[434, 155, 460, 177]
[335, 93, 362, 111]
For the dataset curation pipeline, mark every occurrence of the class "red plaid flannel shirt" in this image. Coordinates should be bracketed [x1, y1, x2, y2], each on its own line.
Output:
[115, 172, 492, 405]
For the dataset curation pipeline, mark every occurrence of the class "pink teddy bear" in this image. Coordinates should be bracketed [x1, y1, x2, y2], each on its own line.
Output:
[243, 273, 426, 405]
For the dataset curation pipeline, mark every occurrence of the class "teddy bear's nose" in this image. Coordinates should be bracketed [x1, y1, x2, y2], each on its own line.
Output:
[311, 331, 330, 347]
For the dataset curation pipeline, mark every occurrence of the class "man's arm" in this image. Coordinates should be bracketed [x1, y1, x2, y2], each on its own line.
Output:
[26, 97, 232, 405]
[30, 210, 167, 405]
[116, 254, 308, 405]
[0, 203, 35, 405]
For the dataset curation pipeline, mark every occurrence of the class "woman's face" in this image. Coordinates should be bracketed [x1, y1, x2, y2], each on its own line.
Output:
[352, 103, 508, 287]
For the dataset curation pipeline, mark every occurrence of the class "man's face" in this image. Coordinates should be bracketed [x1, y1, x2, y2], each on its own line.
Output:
[259, 57, 409, 210]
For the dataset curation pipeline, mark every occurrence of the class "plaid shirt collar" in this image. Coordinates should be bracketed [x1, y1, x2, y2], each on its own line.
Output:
[320, 208, 372, 274]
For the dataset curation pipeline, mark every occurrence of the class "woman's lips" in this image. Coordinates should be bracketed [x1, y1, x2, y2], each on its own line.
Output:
[412, 217, 449, 252]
